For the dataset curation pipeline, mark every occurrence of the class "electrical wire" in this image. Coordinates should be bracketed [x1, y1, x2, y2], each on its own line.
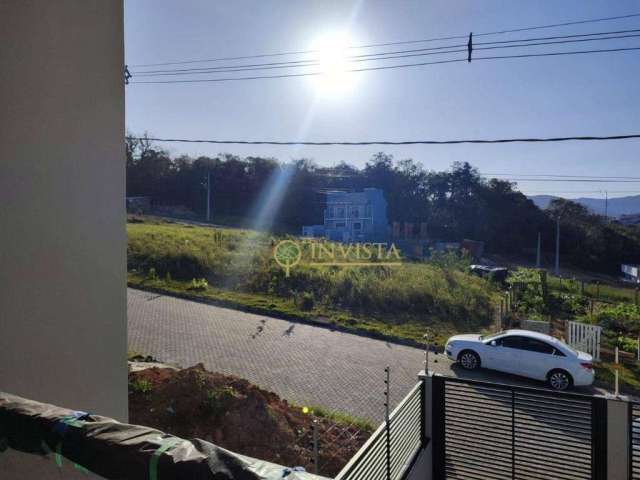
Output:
[131, 28, 640, 75]
[128, 133, 640, 146]
[483, 173, 640, 180]
[494, 178, 640, 183]
[129, 12, 640, 67]
[129, 46, 640, 83]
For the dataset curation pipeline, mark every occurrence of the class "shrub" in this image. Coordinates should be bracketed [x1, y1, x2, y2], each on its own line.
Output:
[188, 278, 209, 291]
[129, 378, 153, 394]
[202, 386, 238, 415]
[297, 292, 315, 311]
[594, 303, 640, 334]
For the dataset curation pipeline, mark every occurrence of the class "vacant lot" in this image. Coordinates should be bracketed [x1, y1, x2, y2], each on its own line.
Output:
[127, 217, 499, 344]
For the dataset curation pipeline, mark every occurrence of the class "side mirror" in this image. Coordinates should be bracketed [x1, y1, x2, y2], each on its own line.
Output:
[490, 340, 497, 347]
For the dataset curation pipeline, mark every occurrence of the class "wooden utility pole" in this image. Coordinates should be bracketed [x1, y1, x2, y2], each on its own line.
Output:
[206, 171, 211, 222]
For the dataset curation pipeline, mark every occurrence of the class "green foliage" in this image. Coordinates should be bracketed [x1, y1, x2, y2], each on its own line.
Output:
[129, 378, 153, 394]
[203, 386, 239, 415]
[305, 405, 374, 433]
[428, 250, 472, 270]
[296, 291, 315, 311]
[508, 268, 588, 318]
[128, 221, 498, 339]
[188, 278, 209, 291]
[593, 303, 640, 335]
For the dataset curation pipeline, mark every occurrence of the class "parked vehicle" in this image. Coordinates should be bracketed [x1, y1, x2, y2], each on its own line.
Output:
[444, 329, 594, 391]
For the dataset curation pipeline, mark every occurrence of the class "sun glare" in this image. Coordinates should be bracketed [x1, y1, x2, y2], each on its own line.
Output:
[309, 32, 357, 96]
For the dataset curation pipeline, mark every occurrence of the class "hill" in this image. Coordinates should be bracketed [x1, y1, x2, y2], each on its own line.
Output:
[529, 194, 640, 217]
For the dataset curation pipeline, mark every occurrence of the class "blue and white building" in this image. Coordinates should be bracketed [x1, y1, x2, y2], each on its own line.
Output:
[302, 188, 389, 242]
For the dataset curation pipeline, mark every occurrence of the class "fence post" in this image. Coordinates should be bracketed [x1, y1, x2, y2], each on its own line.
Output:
[384, 366, 391, 480]
[581, 280, 585, 296]
[596, 281, 600, 299]
[312, 419, 319, 475]
[592, 397, 608, 480]
[431, 375, 445, 480]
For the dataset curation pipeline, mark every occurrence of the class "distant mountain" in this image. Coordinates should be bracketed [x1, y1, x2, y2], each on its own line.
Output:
[528, 194, 640, 218]
[620, 213, 640, 226]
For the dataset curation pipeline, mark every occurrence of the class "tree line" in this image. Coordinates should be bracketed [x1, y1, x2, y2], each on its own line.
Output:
[126, 135, 640, 274]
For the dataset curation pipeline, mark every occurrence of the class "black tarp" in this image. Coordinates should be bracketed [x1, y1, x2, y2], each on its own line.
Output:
[0, 392, 328, 480]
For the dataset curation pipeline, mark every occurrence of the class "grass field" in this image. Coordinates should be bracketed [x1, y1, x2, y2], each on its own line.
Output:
[127, 217, 499, 345]
[547, 275, 639, 305]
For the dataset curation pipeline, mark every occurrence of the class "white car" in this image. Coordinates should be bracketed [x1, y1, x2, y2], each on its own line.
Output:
[444, 329, 594, 391]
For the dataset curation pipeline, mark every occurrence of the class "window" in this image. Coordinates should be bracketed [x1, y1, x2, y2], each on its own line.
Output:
[327, 207, 334, 217]
[336, 222, 345, 228]
[353, 222, 361, 230]
[519, 337, 556, 355]
[352, 207, 359, 218]
[365, 204, 372, 217]
[337, 208, 345, 218]
[498, 336, 525, 349]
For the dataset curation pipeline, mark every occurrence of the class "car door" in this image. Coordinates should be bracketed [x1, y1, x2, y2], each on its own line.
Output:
[484, 335, 524, 375]
[516, 337, 558, 380]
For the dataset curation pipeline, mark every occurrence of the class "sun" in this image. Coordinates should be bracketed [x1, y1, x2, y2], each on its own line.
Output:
[309, 32, 357, 96]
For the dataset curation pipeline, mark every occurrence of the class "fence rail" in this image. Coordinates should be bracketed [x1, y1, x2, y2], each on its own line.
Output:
[335, 382, 423, 480]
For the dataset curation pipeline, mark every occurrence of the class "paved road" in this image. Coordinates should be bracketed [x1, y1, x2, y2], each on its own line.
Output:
[128, 288, 603, 422]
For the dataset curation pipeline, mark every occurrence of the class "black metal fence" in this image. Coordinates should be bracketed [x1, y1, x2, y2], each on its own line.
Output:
[431, 376, 607, 480]
[335, 382, 424, 480]
[631, 403, 640, 479]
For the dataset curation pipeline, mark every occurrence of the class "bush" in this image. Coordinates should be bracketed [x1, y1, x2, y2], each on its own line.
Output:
[594, 303, 640, 335]
[188, 278, 209, 291]
[129, 378, 153, 394]
[203, 386, 238, 415]
[297, 292, 315, 311]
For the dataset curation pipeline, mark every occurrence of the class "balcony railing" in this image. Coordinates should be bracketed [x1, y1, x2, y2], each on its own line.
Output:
[335, 381, 424, 480]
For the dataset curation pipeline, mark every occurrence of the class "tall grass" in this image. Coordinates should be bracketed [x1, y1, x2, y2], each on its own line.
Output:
[127, 220, 497, 332]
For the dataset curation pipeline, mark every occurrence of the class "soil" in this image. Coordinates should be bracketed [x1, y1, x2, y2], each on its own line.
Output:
[128, 364, 371, 477]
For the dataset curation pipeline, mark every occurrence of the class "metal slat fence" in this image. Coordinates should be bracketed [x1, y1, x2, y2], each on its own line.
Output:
[335, 382, 423, 480]
[631, 403, 640, 479]
[433, 376, 606, 480]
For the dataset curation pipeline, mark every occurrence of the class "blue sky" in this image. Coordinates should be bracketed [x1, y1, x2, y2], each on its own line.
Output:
[124, 0, 640, 199]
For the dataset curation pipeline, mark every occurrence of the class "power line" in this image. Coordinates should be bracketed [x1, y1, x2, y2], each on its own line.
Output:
[129, 46, 640, 83]
[524, 190, 640, 194]
[497, 178, 640, 183]
[129, 12, 640, 67]
[484, 173, 640, 180]
[130, 133, 640, 146]
[131, 30, 640, 77]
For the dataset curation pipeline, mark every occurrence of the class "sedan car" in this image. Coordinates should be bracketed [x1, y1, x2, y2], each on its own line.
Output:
[444, 329, 594, 391]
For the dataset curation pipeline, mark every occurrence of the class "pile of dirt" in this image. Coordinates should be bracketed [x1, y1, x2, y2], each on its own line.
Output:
[128, 364, 371, 476]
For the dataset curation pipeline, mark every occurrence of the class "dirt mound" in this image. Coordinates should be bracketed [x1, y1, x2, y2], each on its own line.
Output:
[129, 364, 371, 476]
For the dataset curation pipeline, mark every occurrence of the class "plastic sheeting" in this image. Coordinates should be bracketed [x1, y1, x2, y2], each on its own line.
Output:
[0, 392, 329, 480]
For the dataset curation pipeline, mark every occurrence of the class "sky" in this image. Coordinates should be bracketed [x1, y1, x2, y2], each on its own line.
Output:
[124, 0, 640, 199]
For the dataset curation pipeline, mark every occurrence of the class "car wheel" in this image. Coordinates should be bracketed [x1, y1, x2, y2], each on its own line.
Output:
[547, 369, 573, 391]
[458, 350, 480, 370]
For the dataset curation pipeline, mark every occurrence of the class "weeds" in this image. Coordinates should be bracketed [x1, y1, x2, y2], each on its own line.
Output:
[129, 378, 153, 394]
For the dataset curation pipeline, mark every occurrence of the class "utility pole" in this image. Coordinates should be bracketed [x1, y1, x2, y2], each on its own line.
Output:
[604, 190, 608, 221]
[555, 216, 560, 277]
[536, 232, 541, 268]
[206, 171, 211, 222]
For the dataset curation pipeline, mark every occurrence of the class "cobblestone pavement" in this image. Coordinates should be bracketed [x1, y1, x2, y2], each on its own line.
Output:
[128, 288, 603, 422]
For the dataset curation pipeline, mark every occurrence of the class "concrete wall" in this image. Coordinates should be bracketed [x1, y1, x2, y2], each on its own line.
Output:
[0, 0, 126, 424]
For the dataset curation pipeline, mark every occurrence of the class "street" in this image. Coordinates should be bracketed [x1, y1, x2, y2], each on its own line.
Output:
[128, 288, 602, 422]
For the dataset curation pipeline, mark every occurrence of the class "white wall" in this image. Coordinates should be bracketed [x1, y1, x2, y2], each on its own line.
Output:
[0, 0, 126, 422]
